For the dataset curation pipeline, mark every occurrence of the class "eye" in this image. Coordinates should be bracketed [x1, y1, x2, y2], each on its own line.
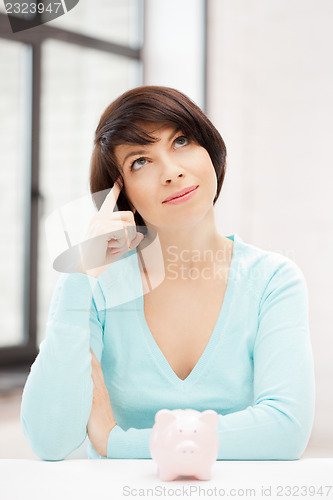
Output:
[174, 136, 189, 148]
[130, 157, 148, 171]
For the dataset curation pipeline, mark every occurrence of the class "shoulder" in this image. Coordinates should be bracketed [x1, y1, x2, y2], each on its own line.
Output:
[233, 234, 308, 300]
[236, 234, 305, 277]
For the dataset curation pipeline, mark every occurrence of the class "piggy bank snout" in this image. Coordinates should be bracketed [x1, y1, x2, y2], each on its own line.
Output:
[175, 440, 199, 455]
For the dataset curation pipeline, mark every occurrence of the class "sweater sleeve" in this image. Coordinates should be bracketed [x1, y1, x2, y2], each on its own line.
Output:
[21, 272, 104, 461]
[104, 259, 315, 460]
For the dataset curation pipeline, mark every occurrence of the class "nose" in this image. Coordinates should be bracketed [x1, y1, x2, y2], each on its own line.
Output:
[176, 440, 198, 455]
[158, 154, 185, 184]
[163, 171, 184, 184]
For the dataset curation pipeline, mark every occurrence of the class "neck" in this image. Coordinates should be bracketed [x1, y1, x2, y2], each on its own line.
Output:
[140, 208, 232, 282]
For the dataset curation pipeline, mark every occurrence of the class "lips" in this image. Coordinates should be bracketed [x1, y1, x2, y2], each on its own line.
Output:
[162, 185, 199, 203]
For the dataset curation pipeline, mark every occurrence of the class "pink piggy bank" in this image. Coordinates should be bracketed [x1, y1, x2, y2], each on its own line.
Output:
[149, 408, 219, 481]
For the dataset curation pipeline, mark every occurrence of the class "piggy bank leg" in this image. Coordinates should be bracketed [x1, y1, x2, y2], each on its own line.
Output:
[195, 469, 212, 481]
[158, 467, 179, 482]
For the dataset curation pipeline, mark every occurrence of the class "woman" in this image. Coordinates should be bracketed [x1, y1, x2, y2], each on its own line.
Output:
[21, 86, 315, 461]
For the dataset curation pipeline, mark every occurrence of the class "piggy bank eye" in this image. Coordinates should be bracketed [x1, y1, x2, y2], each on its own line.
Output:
[179, 429, 182, 432]
[194, 429, 197, 433]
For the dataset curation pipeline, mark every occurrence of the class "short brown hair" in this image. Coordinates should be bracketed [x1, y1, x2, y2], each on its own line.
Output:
[90, 86, 227, 230]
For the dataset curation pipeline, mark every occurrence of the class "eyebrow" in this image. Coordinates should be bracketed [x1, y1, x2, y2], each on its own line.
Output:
[122, 128, 181, 168]
[122, 150, 147, 167]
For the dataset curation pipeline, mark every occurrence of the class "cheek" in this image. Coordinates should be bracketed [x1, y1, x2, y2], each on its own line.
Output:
[125, 182, 152, 211]
[197, 152, 217, 186]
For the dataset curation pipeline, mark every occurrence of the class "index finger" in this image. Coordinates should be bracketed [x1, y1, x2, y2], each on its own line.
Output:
[99, 177, 123, 215]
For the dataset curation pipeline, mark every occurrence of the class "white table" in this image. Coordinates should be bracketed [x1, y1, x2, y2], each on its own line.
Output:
[0, 458, 332, 500]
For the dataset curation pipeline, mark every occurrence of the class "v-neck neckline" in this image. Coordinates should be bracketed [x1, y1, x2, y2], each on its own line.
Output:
[134, 234, 240, 387]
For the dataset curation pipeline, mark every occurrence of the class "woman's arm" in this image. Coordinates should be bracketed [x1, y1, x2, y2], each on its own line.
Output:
[215, 259, 315, 460]
[20, 272, 104, 461]
[100, 259, 315, 460]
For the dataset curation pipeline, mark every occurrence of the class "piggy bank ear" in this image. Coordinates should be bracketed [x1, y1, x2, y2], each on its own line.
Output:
[155, 409, 176, 426]
[200, 410, 218, 427]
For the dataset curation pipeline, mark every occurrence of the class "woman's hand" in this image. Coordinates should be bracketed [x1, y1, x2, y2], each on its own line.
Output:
[87, 349, 117, 457]
[81, 177, 144, 278]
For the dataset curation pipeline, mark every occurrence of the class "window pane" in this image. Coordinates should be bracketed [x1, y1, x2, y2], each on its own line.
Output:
[38, 39, 141, 345]
[50, 0, 143, 47]
[0, 40, 27, 347]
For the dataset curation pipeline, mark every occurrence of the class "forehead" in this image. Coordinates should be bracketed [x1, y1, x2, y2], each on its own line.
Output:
[135, 121, 174, 135]
[114, 122, 179, 161]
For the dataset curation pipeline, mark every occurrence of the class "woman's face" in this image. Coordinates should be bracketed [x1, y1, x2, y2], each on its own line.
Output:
[114, 122, 217, 230]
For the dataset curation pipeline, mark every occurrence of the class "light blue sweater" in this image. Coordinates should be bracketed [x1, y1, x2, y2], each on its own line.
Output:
[21, 234, 315, 461]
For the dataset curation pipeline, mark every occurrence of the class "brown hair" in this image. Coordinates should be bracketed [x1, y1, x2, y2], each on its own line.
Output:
[90, 86, 227, 231]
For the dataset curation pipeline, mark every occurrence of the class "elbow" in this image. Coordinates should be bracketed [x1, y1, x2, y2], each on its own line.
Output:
[27, 436, 84, 462]
[22, 428, 66, 461]
[268, 392, 315, 461]
[258, 432, 310, 461]
[21, 413, 86, 462]
[22, 424, 67, 461]
[287, 403, 315, 460]
[254, 403, 314, 460]
[282, 432, 311, 461]
[282, 445, 307, 461]
[32, 447, 67, 462]
[258, 429, 311, 461]
[276, 415, 314, 461]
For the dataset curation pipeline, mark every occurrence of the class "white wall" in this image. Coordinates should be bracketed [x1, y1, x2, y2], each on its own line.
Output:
[207, 0, 333, 450]
[143, 0, 206, 109]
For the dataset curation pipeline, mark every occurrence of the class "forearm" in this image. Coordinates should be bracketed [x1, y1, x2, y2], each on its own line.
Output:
[216, 400, 314, 460]
[101, 392, 314, 461]
[104, 426, 152, 459]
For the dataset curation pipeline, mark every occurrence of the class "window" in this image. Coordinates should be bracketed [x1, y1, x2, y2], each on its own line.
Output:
[50, 0, 142, 47]
[0, 2, 143, 368]
[38, 40, 141, 345]
[0, 40, 27, 349]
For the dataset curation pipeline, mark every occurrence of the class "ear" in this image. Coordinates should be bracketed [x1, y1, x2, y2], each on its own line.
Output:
[155, 409, 176, 426]
[200, 410, 218, 427]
